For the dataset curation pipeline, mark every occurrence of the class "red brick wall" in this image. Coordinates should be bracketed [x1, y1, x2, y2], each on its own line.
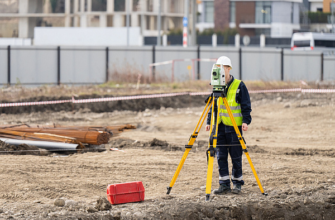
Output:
[214, 0, 230, 31]
[236, 1, 255, 36]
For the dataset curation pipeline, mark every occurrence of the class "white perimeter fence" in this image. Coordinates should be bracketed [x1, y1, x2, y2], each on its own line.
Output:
[0, 45, 334, 86]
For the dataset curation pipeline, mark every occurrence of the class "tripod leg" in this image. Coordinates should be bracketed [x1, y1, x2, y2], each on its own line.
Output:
[167, 97, 213, 194]
[205, 97, 220, 201]
[222, 97, 267, 196]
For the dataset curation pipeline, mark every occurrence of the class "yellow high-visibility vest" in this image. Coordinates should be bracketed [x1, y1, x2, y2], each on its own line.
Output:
[215, 79, 243, 126]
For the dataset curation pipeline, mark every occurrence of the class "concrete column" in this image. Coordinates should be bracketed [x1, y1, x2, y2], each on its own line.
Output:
[140, 0, 147, 34]
[163, 0, 168, 13]
[235, 34, 240, 47]
[163, 34, 167, 46]
[131, 14, 139, 26]
[260, 34, 265, 47]
[87, 0, 92, 11]
[18, 0, 29, 38]
[140, 0, 147, 11]
[80, 0, 85, 12]
[19, 18, 29, 38]
[87, 0, 92, 26]
[113, 14, 124, 27]
[141, 15, 147, 32]
[65, 0, 71, 27]
[43, 0, 52, 13]
[153, 0, 159, 12]
[107, 0, 114, 12]
[162, 16, 167, 31]
[128, 0, 133, 11]
[80, 0, 87, 27]
[212, 34, 217, 47]
[100, 14, 107, 27]
[150, 16, 155, 30]
[80, 15, 88, 27]
[74, 0, 79, 27]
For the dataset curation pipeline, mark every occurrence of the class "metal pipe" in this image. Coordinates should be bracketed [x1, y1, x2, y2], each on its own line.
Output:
[106, 47, 109, 82]
[281, 48, 284, 81]
[239, 47, 242, 80]
[57, 46, 60, 85]
[7, 45, 10, 86]
[152, 45, 156, 81]
[321, 52, 324, 81]
[0, 138, 79, 151]
[197, 45, 200, 79]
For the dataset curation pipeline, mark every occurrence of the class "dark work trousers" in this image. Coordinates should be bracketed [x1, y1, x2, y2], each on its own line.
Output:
[216, 123, 245, 186]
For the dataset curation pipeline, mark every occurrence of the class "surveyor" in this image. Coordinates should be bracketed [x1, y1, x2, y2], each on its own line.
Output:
[205, 56, 252, 194]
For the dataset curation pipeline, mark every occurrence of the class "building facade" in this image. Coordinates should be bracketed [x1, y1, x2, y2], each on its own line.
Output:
[309, 0, 323, 11]
[0, 0, 186, 38]
[214, 0, 302, 38]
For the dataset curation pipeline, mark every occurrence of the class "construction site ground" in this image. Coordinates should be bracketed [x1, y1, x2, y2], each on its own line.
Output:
[0, 91, 335, 219]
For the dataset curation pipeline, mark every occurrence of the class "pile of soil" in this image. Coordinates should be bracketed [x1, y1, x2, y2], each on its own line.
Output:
[108, 138, 182, 151]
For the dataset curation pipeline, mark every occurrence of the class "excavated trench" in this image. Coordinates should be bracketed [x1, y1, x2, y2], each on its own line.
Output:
[1, 92, 334, 114]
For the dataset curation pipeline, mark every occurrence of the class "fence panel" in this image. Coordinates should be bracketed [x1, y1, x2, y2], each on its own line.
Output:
[197, 36, 212, 45]
[200, 47, 239, 80]
[324, 56, 335, 80]
[284, 50, 321, 81]
[155, 47, 197, 81]
[242, 47, 281, 81]
[61, 47, 105, 84]
[11, 46, 57, 85]
[0, 47, 7, 84]
[108, 46, 152, 82]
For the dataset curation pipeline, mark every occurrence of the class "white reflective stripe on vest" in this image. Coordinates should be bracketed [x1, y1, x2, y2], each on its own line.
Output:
[220, 105, 241, 110]
[232, 175, 243, 181]
[219, 176, 230, 180]
[219, 113, 243, 117]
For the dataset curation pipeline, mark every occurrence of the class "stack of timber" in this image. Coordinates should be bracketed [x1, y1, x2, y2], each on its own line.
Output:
[0, 124, 136, 153]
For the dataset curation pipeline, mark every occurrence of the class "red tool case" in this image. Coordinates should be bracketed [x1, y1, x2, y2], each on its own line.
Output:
[107, 181, 145, 205]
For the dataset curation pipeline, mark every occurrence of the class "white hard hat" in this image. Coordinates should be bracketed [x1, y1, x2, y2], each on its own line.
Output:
[216, 56, 233, 69]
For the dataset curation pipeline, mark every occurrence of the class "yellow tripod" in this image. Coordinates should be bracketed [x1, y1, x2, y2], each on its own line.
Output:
[166, 90, 267, 201]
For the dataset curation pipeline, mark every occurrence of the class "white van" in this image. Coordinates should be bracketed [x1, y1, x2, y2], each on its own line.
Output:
[291, 32, 335, 50]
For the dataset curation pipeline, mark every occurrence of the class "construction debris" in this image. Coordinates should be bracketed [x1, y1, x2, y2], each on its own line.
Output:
[0, 140, 40, 155]
[0, 124, 136, 154]
[3, 128, 110, 145]
[0, 138, 79, 151]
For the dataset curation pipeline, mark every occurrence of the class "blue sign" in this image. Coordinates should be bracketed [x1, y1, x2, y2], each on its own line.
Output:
[183, 17, 188, 27]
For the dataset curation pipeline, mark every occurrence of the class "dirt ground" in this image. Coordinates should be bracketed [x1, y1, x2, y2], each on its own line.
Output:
[0, 92, 335, 219]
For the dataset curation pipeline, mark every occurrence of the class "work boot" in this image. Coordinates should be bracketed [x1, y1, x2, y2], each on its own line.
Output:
[213, 183, 231, 194]
[232, 183, 241, 194]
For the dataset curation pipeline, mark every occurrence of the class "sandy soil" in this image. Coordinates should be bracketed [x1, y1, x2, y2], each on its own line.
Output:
[0, 93, 335, 219]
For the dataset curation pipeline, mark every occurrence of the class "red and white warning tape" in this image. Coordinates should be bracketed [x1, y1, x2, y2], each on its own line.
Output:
[0, 99, 72, 107]
[249, 88, 302, 93]
[71, 92, 189, 104]
[0, 93, 188, 108]
[0, 89, 334, 108]
[302, 89, 335, 93]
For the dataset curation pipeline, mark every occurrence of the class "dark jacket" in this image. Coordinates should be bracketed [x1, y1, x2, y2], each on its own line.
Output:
[206, 75, 252, 133]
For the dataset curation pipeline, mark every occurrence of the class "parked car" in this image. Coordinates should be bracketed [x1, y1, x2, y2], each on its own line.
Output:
[291, 32, 335, 50]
